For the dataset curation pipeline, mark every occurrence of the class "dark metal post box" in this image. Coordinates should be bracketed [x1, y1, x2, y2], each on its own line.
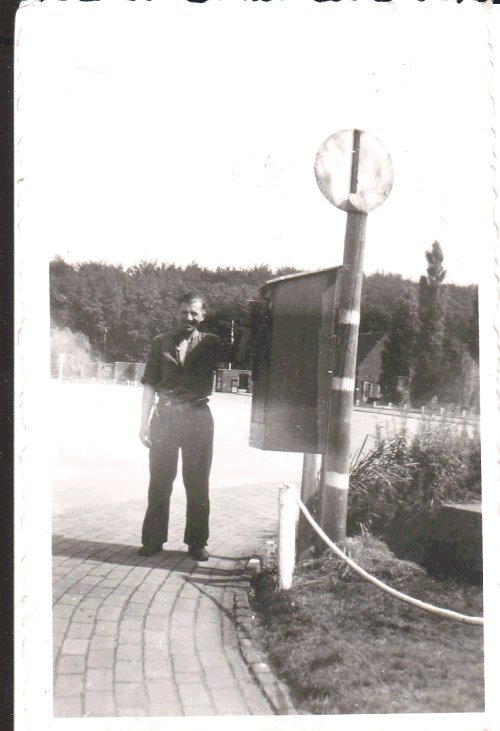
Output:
[249, 267, 342, 454]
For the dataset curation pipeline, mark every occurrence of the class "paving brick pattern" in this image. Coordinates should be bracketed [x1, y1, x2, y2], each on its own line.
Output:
[52, 483, 287, 718]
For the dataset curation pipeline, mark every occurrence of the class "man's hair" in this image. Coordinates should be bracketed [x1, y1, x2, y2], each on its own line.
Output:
[177, 292, 207, 311]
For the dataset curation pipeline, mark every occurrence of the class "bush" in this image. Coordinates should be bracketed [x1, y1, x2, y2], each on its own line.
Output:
[347, 410, 481, 573]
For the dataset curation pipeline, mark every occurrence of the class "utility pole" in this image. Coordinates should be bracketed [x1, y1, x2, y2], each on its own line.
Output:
[314, 129, 393, 547]
[228, 319, 234, 370]
[296, 453, 319, 561]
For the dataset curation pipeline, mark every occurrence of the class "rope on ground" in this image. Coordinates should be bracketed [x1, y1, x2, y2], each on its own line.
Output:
[285, 484, 483, 626]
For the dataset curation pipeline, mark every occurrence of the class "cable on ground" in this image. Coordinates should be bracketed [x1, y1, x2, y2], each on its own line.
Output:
[285, 484, 484, 626]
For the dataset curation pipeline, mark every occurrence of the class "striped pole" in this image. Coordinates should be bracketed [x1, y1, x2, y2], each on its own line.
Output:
[319, 130, 367, 547]
[314, 128, 393, 547]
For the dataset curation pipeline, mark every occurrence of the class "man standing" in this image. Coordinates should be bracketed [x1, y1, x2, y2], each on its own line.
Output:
[138, 292, 242, 561]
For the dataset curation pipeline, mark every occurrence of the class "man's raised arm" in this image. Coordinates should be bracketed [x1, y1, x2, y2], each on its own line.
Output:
[216, 320, 252, 367]
[234, 326, 251, 365]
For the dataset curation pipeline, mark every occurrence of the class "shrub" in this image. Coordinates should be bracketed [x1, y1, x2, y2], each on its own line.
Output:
[347, 410, 481, 573]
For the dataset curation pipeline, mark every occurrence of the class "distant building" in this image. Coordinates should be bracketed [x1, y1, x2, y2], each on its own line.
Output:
[215, 368, 252, 394]
[355, 332, 388, 404]
[354, 332, 480, 410]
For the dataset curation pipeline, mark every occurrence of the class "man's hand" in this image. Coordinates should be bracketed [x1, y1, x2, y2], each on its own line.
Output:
[140, 384, 156, 448]
[139, 424, 152, 448]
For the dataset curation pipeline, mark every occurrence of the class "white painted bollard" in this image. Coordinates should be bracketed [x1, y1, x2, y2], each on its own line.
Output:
[278, 484, 299, 591]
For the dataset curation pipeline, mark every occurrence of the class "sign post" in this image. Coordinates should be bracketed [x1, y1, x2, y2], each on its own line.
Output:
[296, 452, 319, 561]
[314, 129, 393, 547]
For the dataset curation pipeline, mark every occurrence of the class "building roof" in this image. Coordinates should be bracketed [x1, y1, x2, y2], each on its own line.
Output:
[356, 332, 388, 367]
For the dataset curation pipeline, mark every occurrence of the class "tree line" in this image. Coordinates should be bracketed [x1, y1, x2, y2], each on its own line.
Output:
[50, 259, 297, 363]
[379, 242, 478, 407]
[50, 246, 478, 407]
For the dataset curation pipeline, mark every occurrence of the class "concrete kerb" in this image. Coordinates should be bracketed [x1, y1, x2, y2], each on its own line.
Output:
[232, 556, 297, 716]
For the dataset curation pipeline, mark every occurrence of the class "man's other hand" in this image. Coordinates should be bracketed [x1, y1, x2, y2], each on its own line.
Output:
[139, 424, 152, 448]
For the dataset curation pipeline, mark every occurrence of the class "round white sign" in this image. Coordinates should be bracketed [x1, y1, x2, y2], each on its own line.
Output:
[314, 129, 394, 213]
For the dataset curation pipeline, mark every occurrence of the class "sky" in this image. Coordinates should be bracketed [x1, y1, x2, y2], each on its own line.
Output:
[17, 1, 497, 286]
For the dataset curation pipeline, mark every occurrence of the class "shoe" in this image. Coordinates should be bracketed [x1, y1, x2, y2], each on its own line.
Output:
[137, 544, 162, 557]
[188, 546, 209, 561]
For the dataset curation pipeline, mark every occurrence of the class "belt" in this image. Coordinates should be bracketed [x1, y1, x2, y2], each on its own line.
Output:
[157, 396, 208, 409]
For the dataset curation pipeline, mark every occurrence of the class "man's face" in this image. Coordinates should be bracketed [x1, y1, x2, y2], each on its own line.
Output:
[177, 298, 205, 334]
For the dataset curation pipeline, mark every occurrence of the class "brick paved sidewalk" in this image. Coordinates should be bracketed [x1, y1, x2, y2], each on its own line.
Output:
[52, 483, 295, 718]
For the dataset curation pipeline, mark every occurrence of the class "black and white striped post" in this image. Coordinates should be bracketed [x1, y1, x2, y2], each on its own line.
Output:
[314, 129, 393, 547]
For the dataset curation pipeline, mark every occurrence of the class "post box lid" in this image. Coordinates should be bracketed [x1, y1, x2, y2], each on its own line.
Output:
[262, 265, 344, 291]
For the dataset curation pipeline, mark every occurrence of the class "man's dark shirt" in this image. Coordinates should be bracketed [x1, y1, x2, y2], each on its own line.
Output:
[141, 330, 230, 402]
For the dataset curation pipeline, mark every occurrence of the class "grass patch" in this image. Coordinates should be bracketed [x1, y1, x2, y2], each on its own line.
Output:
[250, 535, 484, 715]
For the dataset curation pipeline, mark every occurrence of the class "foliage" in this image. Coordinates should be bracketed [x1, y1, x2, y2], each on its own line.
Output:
[364, 259, 478, 408]
[412, 242, 446, 403]
[50, 258, 279, 362]
[361, 272, 413, 320]
[439, 285, 480, 408]
[347, 411, 481, 570]
[49, 257, 479, 393]
[439, 335, 480, 408]
[379, 293, 417, 404]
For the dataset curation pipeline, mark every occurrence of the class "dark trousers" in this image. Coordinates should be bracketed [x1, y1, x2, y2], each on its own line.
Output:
[141, 404, 214, 548]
